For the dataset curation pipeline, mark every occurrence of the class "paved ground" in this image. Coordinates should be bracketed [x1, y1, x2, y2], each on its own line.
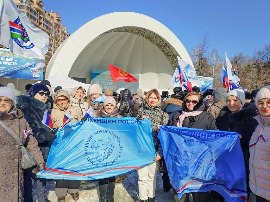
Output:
[46, 171, 174, 202]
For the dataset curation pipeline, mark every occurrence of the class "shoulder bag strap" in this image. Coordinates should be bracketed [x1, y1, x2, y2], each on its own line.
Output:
[0, 120, 23, 146]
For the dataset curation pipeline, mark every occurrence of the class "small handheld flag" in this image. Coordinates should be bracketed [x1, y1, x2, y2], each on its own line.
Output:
[42, 109, 53, 129]
[108, 64, 137, 82]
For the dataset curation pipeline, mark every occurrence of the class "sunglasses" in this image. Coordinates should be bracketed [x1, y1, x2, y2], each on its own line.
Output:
[38, 91, 50, 96]
[186, 99, 198, 104]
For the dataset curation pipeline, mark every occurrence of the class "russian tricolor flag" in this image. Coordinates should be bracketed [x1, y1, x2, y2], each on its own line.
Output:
[42, 109, 53, 129]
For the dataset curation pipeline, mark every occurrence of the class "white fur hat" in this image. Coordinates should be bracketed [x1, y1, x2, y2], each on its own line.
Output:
[255, 86, 270, 106]
[227, 89, 245, 105]
[0, 87, 16, 104]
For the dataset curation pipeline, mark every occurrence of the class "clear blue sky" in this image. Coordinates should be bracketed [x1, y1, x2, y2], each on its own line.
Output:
[43, 0, 270, 59]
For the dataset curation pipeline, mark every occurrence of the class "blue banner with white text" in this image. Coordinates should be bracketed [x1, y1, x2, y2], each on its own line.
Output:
[37, 118, 156, 180]
[0, 48, 42, 79]
[158, 126, 247, 202]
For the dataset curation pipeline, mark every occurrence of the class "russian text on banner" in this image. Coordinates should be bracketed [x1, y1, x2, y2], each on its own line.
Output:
[37, 117, 156, 180]
[158, 126, 247, 202]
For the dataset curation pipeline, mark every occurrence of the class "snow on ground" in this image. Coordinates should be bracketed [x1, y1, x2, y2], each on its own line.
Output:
[46, 171, 174, 202]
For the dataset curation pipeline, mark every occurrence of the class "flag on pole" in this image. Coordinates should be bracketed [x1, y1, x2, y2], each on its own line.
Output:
[170, 57, 192, 91]
[221, 64, 229, 89]
[108, 64, 137, 82]
[225, 53, 241, 90]
[0, 0, 49, 60]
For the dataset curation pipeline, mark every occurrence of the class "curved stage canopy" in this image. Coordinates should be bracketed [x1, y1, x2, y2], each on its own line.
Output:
[46, 12, 193, 90]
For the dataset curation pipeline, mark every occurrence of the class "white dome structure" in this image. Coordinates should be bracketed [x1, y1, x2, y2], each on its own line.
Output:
[46, 12, 193, 90]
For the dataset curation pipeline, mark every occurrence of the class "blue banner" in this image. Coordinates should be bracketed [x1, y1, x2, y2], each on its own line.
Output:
[158, 126, 247, 202]
[37, 118, 156, 180]
[0, 48, 42, 80]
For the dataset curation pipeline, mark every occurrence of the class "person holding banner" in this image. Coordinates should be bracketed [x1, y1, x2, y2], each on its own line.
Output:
[216, 88, 258, 199]
[136, 89, 169, 202]
[249, 86, 270, 202]
[50, 89, 83, 202]
[97, 96, 122, 202]
[172, 91, 218, 202]
[17, 83, 56, 202]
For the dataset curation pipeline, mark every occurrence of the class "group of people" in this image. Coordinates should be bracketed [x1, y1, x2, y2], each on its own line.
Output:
[0, 80, 269, 202]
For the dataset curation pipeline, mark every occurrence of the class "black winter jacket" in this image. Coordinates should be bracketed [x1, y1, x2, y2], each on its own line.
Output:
[216, 103, 258, 152]
[16, 95, 55, 160]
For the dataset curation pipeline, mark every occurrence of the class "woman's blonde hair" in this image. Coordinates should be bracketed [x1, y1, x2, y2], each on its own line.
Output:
[184, 91, 201, 101]
[145, 89, 161, 105]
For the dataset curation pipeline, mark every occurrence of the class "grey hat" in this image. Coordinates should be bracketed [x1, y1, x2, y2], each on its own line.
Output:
[227, 89, 245, 105]
[0, 87, 16, 104]
[255, 86, 270, 106]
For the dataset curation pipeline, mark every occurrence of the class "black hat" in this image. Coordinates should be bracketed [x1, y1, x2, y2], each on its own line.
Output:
[29, 83, 49, 97]
[173, 87, 182, 94]
[40, 80, 51, 87]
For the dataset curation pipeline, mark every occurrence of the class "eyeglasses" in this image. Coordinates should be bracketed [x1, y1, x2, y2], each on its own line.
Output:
[186, 99, 198, 104]
[38, 91, 49, 97]
[0, 98, 12, 104]
[56, 98, 68, 102]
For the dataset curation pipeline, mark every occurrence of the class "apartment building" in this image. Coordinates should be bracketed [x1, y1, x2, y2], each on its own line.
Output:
[13, 0, 69, 65]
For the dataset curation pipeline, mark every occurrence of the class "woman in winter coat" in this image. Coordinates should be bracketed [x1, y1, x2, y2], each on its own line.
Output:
[70, 86, 89, 116]
[17, 83, 56, 202]
[136, 89, 169, 202]
[216, 88, 258, 199]
[87, 84, 104, 117]
[51, 90, 83, 202]
[97, 96, 122, 202]
[0, 87, 44, 202]
[172, 91, 217, 202]
[249, 86, 270, 202]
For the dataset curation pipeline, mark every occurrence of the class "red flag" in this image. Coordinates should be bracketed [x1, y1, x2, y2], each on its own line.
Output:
[108, 64, 137, 82]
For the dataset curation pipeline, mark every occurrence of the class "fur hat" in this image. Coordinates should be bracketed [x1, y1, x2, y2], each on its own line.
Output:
[30, 83, 49, 97]
[88, 84, 102, 95]
[0, 87, 16, 104]
[104, 96, 116, 106]
[255, 86, 270, 106]
[53, 89, 70, 103]
[104, 88, 113, 96]
[227, 89, 245, 105]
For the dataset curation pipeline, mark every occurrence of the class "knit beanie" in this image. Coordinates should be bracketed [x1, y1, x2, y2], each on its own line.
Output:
[255, 86, 270, 106]
[227, 89, 245, 105]
[30, 83, 49, 97]
[104, 96, 116, 106]
[0, 87, 16, 104]
[104, 88, 113, 96]
[53, 89, 70, 103]
[88, 84, 102, 95]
